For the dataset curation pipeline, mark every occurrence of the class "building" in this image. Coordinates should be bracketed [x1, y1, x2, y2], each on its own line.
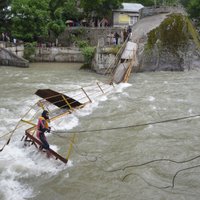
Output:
[112, 3, 144, 27]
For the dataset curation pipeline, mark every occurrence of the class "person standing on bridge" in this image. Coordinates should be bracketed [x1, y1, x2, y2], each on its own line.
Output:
[114, 32, 120, 45]
[36, 110, 51, 157]
[127, 26, 132, 40]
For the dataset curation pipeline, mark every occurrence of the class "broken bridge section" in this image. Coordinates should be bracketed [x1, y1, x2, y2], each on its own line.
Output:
[110, 41, 138, 84]
[35, 89, 83, 110]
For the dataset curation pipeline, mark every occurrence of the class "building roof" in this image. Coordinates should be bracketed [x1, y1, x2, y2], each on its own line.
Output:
[114, 3, 144, 12]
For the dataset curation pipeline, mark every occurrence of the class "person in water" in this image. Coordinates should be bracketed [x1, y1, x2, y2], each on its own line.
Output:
[36, 110, 51, 157]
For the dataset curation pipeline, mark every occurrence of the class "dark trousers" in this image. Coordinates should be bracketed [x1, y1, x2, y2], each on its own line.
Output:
[39, 133, 49, 150]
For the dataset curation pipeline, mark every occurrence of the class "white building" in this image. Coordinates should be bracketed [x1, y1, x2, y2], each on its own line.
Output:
[112, 3, 144, 27]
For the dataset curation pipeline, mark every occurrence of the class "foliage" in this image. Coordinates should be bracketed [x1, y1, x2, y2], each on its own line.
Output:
[47, 20, 66, 38]
[125, 0, 154, 6]
[0, 0, 11, 32]
[24, 42, 37, 61]
[102, 45, 121, 55]
[62, 0, 82, 21]
[0, 0, 9, 10]
[185, 16, 200, 49]
[80, 0, 123, 18]
[48, 0, 81, 39]
[11, 0, 50, 42]
[49, 0, 67, 19]
[0, 0, 199, 45]
[81, 46, 96, 65]
[179, 0, 200, 20]
[146, 14, 189, 52]
[77, 40, 95, 66]
[76, 40, 89, 48]
[187, 0, 200, 19]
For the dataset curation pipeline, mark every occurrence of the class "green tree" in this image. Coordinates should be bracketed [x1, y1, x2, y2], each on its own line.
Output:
[47, 6, 65, 36]
[0, 0, 11, 33]
[48, 0, 81, 42]
[179, 0, 189, 6]
[124, 0, 154, 6]
[80, 0, 123, 18]
[49, 0, 65, 20]
[0, 0, 8, 9]
[49, 0, 81, 21]
[179, 0, 200, 22]
[11, 0, 50, 41]
[62, 0, 82, 21]
[187, 0, 200, 19]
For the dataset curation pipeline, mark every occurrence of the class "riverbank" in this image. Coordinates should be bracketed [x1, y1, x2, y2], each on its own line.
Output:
[32, 47, 84, 63]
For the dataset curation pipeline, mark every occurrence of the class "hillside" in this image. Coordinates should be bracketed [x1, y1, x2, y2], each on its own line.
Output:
[131, 10, 200, 72]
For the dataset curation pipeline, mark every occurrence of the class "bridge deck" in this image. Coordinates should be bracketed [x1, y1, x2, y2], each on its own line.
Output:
[24, 131, 68, 164]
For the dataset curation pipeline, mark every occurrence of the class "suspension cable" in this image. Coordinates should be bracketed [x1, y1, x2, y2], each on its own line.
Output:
[53, 114, 200, 134]
[51, 114, 200, 189]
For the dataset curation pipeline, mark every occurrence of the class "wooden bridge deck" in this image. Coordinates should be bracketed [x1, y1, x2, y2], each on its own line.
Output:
[24, 131, 68, 164]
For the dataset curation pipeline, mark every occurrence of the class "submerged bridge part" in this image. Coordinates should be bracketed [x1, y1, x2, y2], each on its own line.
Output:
[112, 41, 138, 84]
[110, 41, 138, 84]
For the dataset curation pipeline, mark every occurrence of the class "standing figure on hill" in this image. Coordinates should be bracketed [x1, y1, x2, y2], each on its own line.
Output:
[114, 32, 120, 45]
[127, 26, 132, 40]
[36, 110, 51, 157]
[123, 29, 128, 42]
[1, 32, 5, 41]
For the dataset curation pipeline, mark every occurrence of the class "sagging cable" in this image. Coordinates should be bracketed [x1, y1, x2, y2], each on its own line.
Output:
[52, 114, 200, 134]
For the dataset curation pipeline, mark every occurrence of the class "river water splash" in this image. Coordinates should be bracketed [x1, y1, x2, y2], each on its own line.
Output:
[1, 63, 200, 200]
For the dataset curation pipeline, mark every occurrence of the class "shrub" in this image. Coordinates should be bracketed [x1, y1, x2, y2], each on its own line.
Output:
[24, 42, 37, 61]
[81, 46, 96, 65]
[76, 40, 96, 67]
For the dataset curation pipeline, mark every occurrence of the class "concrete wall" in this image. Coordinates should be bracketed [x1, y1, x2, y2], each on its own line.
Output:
[58, 27, 123, 46]
[0, 28, 125, 65]
[0, 47, 29, 67]
[33, 47, 84, 62]
[92, 48, 116, 74]
[0, 42, 24, 57]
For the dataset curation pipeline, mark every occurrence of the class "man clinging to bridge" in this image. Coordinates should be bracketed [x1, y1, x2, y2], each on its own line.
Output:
[36, 110, 51, 157]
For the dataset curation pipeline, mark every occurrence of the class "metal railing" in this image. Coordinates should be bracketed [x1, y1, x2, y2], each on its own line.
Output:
[0, 81, 114, 153]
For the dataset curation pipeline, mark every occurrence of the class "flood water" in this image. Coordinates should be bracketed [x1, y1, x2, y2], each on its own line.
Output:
[1, 63, 200, 200]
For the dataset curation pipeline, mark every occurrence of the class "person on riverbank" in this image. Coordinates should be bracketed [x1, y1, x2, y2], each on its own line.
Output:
[36, 110, 51, 157]
[114, 32, 120, 45]
[127, 26, 132, 40]
[123, 29, 128, 42]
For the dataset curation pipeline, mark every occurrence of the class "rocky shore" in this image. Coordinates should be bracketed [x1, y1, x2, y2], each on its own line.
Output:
[131, 7, 200, 72]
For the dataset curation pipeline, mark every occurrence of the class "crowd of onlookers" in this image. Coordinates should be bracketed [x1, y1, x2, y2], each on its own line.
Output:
[1, 32, 11, 42]
[107, 26, 132, 45]
[66, 17, 110, 28]
[1, 32, 18, 45]
[0, 24, 133, 48]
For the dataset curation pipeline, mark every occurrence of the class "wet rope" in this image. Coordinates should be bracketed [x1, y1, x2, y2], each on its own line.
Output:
[107, 155, 200, 172]
[52, 130, 200, 189]
[51, 111, 200, 189]
[53, 113, 200, 134]
[121, 164, 200, 189]
[51, 131, 106, 163]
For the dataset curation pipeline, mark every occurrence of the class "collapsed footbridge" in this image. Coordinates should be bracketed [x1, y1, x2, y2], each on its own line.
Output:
[0, 36, 138, 164]
[95, 36, 138, 84]
[109, 40, 138, 84]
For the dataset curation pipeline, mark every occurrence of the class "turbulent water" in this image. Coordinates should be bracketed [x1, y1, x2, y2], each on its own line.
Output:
[1, 63, 200, 200]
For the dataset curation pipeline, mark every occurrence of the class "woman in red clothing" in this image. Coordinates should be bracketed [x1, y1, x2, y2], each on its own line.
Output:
[36, 110, 51, 157]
